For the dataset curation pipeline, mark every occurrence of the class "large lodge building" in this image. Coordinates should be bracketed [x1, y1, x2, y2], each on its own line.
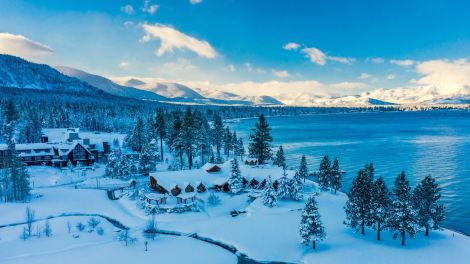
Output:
[0, 128, 125, 168]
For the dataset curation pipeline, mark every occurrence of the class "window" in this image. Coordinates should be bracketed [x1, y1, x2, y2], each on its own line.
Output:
[61, 149, 69, 153]
[24, 157, 32, 161]
[42, 156, 51, 160]
[73, 145, 86, 154]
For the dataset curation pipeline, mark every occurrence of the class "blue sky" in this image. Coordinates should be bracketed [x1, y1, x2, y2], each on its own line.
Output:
[1, 0, 470, 96]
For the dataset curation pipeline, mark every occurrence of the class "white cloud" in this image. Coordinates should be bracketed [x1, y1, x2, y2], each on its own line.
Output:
[365, 57, 384, 63]
[121, 5, 135, 14]
[124, 21, 134, 28]
[387, 74, 396, 80]
[300, 47, 327, 65]
[222, 64, 235, 72]
[0, 33, 54, 57]
[358, 73, 372, 79]
[256, 68, 266, 73]
[244, 63, 252, 72]
[415, 58, 470, 85]
[300, 47, 353, 65]
[272, 69, 290, 77]
[119, 62, 129, 67]
[409, 79, 417, 83]
[141, 23, 217, 58]
[329, 82, 374, 89]
[390, 59, 414, 66]
[164, 58, 199, 70]
[190, 0, 203, 4]
[283, 42, 300, 51]
[142, 1, 159, 15]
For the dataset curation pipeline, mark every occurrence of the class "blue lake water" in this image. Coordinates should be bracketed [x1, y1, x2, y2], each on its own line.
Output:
[227, 110, 470, 236]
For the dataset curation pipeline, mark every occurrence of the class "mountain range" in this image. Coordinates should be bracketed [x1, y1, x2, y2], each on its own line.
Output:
[1, 55, 470, 106]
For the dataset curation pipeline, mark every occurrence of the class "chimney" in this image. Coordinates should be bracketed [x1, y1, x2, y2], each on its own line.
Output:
[69, 133, 79, 141]
[83, 138, 90, 146]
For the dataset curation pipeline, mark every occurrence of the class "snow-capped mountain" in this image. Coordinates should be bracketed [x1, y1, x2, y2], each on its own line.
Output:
[357, 84, 470, 104]
[193, 87, 283, 105]
[54, 66, 169, 102]
[0, 55, 103, 95]
[274, 85, 470, 106]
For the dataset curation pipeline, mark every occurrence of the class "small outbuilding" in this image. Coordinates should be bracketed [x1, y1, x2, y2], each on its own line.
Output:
[185, 182, 194, 193]
[171, 185, 182, 196]
[242, 177, 249, 188]
[250, 178, 260, 188]
[206, 165, 221, 173]
[196, 182, 206, 193]
[260, 179, 267, 189]
[129, 179, 137, 188]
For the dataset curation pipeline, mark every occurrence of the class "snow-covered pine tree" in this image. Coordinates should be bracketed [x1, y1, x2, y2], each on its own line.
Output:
[371, 177, 391, 241]
[330, 157, 342, 193]
[215, 152, 224, 164]
[389, 171, 420, 246]
[236, 137, 246, 162]
[67, 161, 74, 173]
[105, 150, 118, 177]
[299, 196, 326, 250]
[228, 158, 243, 194]
[209, 148, 216, 164]
[112, 138, 120, 150]
[299, 154, 309, 183]
[261, 176, 277, 207]
[248, 114, 273, 164]
[412, 175, 446, 236]
[277, 169, 290, 199]
[172, 158, 180, 171]
[317, 155, 330, 189]
[211, 113, 225, 157]
[224, 127, 232, 157]
[273, 145, 286, 169]
[76, 161, 82, 172]
[290, 170, 304, 201]
[344, 169, 374, 235]
[155, 109, 166, 160]
[116, 155, 132, 179]
[138, 143, 157, 176]
[231, 131, 238, 158]
[181, 107, 197, 169]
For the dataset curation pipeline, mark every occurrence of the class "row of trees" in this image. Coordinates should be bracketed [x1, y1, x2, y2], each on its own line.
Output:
[344, 164, 446, 246]
[0, 101, 31, 202]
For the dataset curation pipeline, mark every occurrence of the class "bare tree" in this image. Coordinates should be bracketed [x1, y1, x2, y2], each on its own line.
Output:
[19, 228, 29, 241]
[142, 215, 159, 240]
[115, 230, 138, 246]
[87, 217, 101, 229]
[42, 220, 52, 237]
[67, 220, 72, 233]
[24, 206, 35, 237]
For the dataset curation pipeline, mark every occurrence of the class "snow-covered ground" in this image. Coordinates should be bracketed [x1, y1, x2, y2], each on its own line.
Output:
[29, 166, 106, 189]
[1, 160, 469, 264]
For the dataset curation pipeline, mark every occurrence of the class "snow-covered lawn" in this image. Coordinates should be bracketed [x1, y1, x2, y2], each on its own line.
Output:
[28, 166, 105, 188]
[0, 217, 236, 264]
[1, 160, 469, 264]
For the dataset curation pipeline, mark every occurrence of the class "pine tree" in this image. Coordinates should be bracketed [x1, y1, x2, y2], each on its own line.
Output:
[248, 114, 273, 164]
[277, 169, 290, 199]
[172, 158, 180, 171]
[236, 137, 246, 162]
[156, 109, 166, 160]
[227, 158, 243, 194]
[224, 127, 232, 157]
[124, 117, 146, 152]
[299, 196, 326, 250]
[105, 150, 118, 177]
[181, 107, 197, 169]
[412, 175, 446, 236]
[371, 177, 391, 241]
[67, 161, 74, 173]
[231, 131, 238, 158]
[261, 176, 277, 207]
[273, 145, 286, 169]
[209, 148, 216, 164]
[364, 163, 375, 182]
[299, 155, 309, 183]
[116, 155, 132, 179]
[290, 170, 304, 201]
[389, 171, 420, 246]
[344, 169, 374, 235]
[139, 143, 157, 175]
[211, 113, 224, 156]
[330, 157, 342, 193]
[317, 155, 330, 189]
